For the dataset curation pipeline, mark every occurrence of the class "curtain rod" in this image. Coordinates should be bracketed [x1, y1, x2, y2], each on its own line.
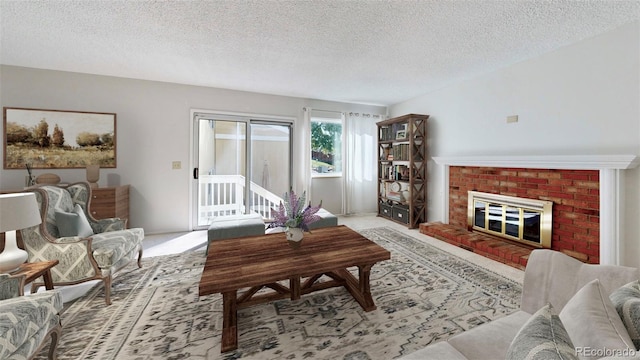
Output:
[303, 107, 343, 114]
[304, 108, 385, 118]
[348, 112, 384, 119]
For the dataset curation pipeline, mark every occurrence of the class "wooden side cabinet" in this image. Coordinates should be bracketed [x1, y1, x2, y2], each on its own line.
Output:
[90, 185, 130, 227]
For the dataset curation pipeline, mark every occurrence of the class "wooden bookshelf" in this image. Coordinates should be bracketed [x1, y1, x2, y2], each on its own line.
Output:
[377, 114, 428, 228]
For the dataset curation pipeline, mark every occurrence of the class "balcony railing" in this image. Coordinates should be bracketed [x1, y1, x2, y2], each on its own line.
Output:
[198, 174, 282, 225]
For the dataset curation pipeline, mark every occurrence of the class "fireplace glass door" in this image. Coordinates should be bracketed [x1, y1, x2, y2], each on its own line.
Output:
[488, 203, 502, 233]
[468, 191, 551, 248]
[523, 210, 542, 242]
[473, 201, 485, 228]
[505, 206, 520, 238]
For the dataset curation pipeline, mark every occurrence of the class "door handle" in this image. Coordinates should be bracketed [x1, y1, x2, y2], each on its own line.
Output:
[193, 168, 199, 180]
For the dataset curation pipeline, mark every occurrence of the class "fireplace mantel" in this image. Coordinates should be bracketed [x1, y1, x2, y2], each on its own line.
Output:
[432, 154, 639, 265]
[433, 154, 638, 170]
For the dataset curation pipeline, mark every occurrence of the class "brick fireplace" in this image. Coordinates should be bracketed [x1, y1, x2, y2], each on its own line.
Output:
[423, 155, 637, 269]
[454, 166, 598, 263]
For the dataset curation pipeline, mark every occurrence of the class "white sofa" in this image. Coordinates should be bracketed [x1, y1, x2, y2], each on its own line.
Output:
[400, 249, 640, 360]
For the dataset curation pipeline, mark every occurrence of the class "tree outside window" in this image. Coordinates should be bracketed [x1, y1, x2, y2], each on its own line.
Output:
[311, 118, 342, 175]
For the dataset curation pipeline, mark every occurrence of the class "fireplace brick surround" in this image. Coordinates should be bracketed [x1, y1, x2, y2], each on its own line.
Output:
[420, 166, 600, 269]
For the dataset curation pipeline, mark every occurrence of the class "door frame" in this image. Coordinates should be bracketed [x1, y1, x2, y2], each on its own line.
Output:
[189, 109, 295, 230]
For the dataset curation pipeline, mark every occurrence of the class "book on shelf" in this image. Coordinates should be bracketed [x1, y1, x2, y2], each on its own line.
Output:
[379, 122, 410, 142]
[379, 126, 393, 141]
[392, 143, 410, 161]
[386, 192, 402, 201]
[380, 164, 410, 181]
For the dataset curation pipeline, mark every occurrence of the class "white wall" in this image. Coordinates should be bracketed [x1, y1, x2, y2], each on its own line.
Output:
[390, 21, 640, 267]
[0, 66, 386, 233]
[311, 177, 342, 214]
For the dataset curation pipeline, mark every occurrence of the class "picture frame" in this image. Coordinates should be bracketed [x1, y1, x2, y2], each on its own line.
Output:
[3, 107, 117, 169]
[395, 130, 407, 140]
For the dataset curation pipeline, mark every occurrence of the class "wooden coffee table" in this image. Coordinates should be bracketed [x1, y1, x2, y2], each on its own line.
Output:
[198, 225, 391, 353]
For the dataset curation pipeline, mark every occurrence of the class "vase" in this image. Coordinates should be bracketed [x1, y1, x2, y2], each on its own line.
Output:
[285, 227, 304, 249]
[86, 165, 100, 189]
[0, 230, 28, 273]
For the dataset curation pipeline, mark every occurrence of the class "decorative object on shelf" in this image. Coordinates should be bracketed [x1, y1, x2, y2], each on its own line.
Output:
[35, 173, 61, 185]
[386, 181, 403, 202]
[390, 182, 401, 192]
[402, 190, 411, 202]
[86, 164, 100, 188]
[25, 163, 35, 187]
[271, 188, 322, 249]
[0, 193, 41, 272]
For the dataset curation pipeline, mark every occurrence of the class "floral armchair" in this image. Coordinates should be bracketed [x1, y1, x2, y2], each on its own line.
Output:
[0, 274, 63, 360]
[21, 182, 144, 305]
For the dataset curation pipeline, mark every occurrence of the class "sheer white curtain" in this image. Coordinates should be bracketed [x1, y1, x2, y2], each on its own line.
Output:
[343, 112, 386, 214]
[295, 108, 313, 199]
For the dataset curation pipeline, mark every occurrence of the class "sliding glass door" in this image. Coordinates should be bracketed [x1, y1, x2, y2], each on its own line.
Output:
[192, 113, 292, 229]
[194, 117, 247, 228]
[249, 122, 291, 213]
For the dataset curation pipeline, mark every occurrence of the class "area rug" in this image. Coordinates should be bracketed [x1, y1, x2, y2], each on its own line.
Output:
[35, 227, 522, 360]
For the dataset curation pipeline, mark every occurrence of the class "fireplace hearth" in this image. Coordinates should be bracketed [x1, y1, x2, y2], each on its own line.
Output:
[429, 154, 639, 267]
[442, 166, 599, 265]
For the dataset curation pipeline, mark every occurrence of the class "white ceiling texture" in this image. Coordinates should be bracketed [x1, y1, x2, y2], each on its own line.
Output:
[1, 0, 638, 106]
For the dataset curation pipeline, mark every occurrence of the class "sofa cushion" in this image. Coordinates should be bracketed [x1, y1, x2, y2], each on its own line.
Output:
[559, 279, 635, 359]
[447, 310, 531, 360]
[520, 250, 640, 314]
[506, 303, 577, 360]
[91, 228, 144, 268]
[40, 185, 76, 238]
[610, 280, 640, 350]
[55, 204, 94, 237]
[399, 340, 468, 360]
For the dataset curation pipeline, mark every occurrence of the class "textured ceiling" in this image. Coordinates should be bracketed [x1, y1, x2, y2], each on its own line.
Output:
[1, 1, 639, 106]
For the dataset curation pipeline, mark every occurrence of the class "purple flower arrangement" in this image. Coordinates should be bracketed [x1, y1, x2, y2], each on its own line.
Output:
[271, 188, 322, 232]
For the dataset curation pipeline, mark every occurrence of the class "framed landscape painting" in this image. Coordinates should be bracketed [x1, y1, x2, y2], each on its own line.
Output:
[3, 107, 117, 169]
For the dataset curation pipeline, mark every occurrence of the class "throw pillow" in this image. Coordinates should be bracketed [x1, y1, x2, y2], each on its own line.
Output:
[559, 279, 635, 359]
[610, 280, 640, 350]
[55, 204, 94, 238]
[505, 303, 577, 360]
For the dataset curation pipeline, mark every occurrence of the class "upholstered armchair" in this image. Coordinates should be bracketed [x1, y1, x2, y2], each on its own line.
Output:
[0, 274, 63, 360]
[20, 182, 144, 305]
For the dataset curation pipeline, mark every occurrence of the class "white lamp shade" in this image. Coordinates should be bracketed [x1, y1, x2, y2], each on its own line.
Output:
[0, 193, 42, 232]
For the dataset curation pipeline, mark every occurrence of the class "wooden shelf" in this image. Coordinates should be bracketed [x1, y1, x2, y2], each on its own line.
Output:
[377, 114, 429, 229]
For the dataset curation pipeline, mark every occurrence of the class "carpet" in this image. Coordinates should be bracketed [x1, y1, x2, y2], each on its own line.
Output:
[35, 227, 522, 360]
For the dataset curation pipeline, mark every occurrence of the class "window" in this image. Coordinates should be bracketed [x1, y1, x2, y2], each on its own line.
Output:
[311, 117, 342, 176]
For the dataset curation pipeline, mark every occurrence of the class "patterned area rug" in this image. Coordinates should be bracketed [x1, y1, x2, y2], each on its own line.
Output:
[35, 227, 522, 360]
